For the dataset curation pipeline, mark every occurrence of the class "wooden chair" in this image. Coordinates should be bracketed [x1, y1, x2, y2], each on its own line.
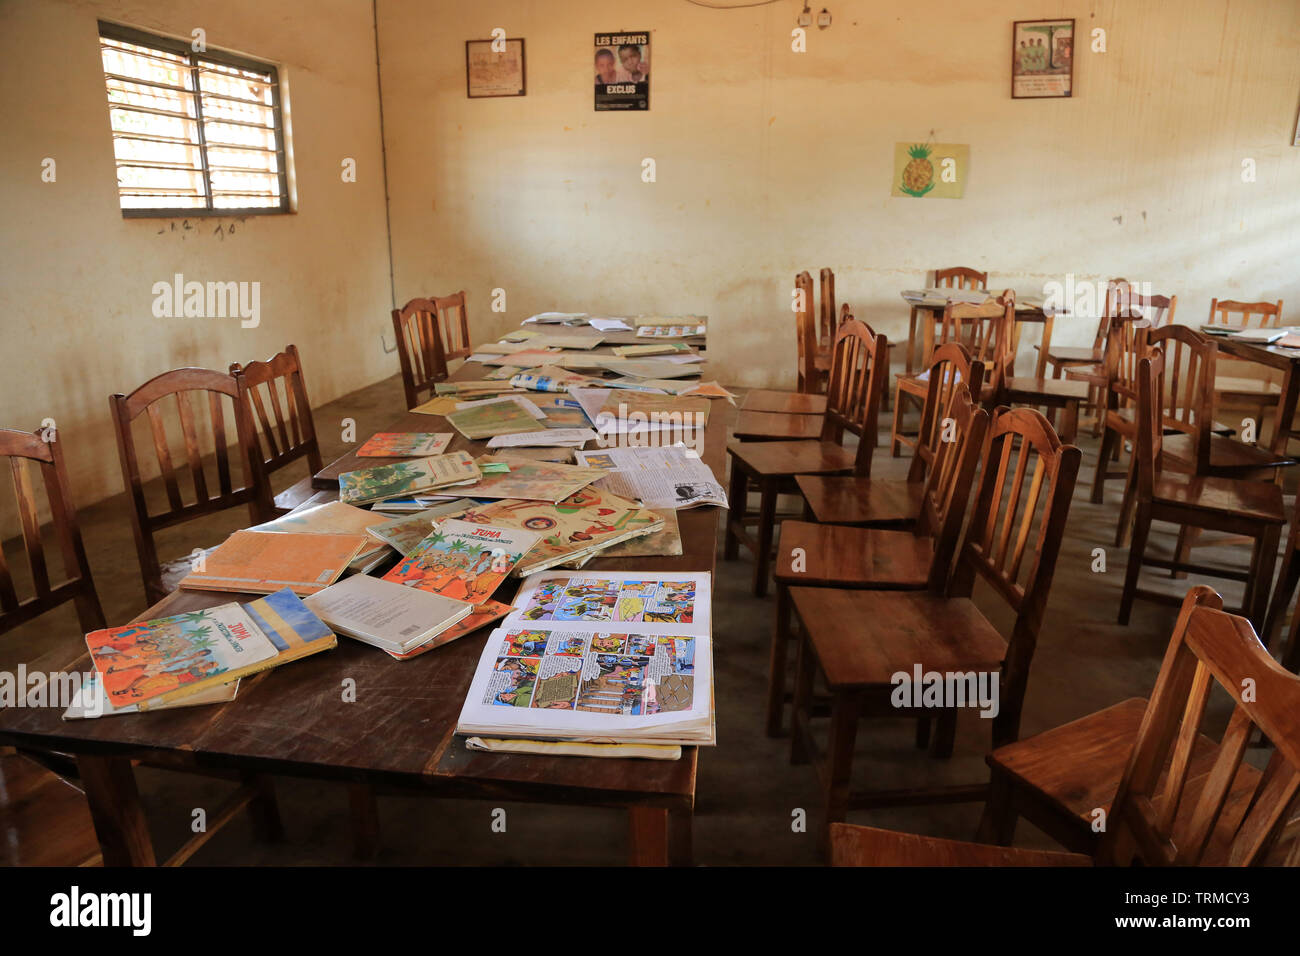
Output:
[1256, 491, 1300, 675]
[798, 344, 984, 529]
[0, 427, 105, 638]
[1087, 316, 1152, 508]
[787, 407, 1080, 825]
[905, 266, 988, 375]
[392, 292, 473, 408]
[764, 385, 989, 736]
[740, 272, 834, 419]
[982, 586, 1300, 865]
[1118, 352, 1284, 628]
[725, 318, 886, 597]
[1208, 298, 1285, 427]
[110, 368, 271, 606]
[892, 297, 1004, 456]
[230, 344, 322, 515]
[842, 586, 1300, 867]
[1038, 277, 1127, 384]
[992, 290, 1088, 443]
[819, 268, 837, 347]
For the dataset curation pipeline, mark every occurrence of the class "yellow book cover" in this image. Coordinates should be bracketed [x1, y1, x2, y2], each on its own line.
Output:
[179, 530, 368, 596]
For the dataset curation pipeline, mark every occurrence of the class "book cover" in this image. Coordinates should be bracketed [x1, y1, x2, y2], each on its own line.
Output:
[382, 519, 539, 604]
[63, 672, 239, 719]
[141, 587, 337, 710]
[179, 530, 369, 595]
[366, 499, 480, 555]
[303, 574, 473, 653]
[86, 602, 278, 710]
[612, 343, 691, 357]
[250, 500, 392, 565]
[338, 451, 479, 504]
[383, 599, 512, 660]
[446, 401, 550, 440]
[441, 487, 664, 575]
[453, 455, 608, 502]
[356, 432, 454, 458]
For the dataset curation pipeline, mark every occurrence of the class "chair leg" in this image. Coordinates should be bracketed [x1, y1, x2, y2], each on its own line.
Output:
[975, 769, 1020, 846]
[766, 582, 794, 737]
[1119, 505, 1153, 625]
[1171, 525, 1199, 580]
[890, 386, 905, 457]
[824, 690, 860, 830]
[790, 634, 815, 765]
[1062, 401, 1079, 445]
[1091, 426, 1115, 504]
[243, 773, 283, 842]
[1114, 457, 1138, 548]
[724, 460, 747, 560]
[1263, 545, 1300, 651]
[1248, 525, 1282, 632]
[752, 480, 778, 598]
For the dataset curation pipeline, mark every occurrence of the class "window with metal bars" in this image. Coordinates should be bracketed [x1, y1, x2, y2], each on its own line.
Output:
[98, 21, 290, 217]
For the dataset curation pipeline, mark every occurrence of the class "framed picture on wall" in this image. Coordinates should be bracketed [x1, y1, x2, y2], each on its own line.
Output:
[465, 38, 526, 98]
[1011, 19, 1074, 98]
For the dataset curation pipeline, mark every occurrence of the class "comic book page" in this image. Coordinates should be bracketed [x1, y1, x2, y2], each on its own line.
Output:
[457, 571, 713, 742]
[575, 444, 727, 510]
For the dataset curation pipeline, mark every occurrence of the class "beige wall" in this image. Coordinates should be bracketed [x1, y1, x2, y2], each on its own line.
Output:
[0, 0, 393, 515]
[377, 0, 1300, 386]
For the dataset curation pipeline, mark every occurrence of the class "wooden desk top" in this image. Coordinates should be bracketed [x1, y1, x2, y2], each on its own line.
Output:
[0, 352, 731, 810]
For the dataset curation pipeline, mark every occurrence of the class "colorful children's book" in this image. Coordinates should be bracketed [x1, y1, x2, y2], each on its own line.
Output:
[382, 519, 539, 604]
[508, 366, 592, 393]
[453, 455, 608, 502]
[63, 672, 240, 719]
[84, 587, 337, 710]
[455, 571, 714, 744]
[383, 600, 512, 660]
[365, 499, 480, 555]
[356, 432, 454, 458]
[439, 488, 664, 576]
[179, 530, 369, 596]
[338, 451, 480, 505]
[303, 573, 473, 654]
[445, 400, 550, 440]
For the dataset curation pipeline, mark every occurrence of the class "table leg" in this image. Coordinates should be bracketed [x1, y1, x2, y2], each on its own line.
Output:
[1270, 363, 1300, 457]
[921, 307, 936, 371]
[1037, 313, 1055, 380]
[628, 807, 668, 865]
[349, 782, 381, 860]
[78, 754, 156, 867]
[905, 307, 919, 374]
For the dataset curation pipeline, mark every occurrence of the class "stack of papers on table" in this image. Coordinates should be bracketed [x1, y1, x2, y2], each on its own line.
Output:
[339, 452, 481, 504]
[486, 427, 598, 449]
[455, 570, 715, 746]
[523, 312, 589, 325]
[1227, 327, 1287, 344]
[453, 455, 609, 502]
[588, 317, 633, 332]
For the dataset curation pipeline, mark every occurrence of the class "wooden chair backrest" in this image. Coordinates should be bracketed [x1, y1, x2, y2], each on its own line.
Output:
[392, 297, 447, 408]
[935, 266, 988, 291]
[819, 268, 837, 346]
[1100, 586, 1300, 866]
[824, 316, 888, 478]
[906, 342, 985, 483]
[1145, 323, 1216, 475]
[0, 428, 105, 636]
[913, 384, 989, 590]
[110, 367, 269, 604]
[949, 295, 1014, 386]
[794, 271, 818, 393]
[1101, 316, 1154, 413]
[1134, 351, 1167, 503]
[1208, 298, 1284, 329]
[230, 344, 322, 483]
[430, 291, 473, 362]
[948, 406, 1082, 746]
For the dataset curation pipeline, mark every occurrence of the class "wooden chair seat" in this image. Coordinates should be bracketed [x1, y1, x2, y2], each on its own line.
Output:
[1161, 432, 1297, 474]
[775, 522, 934, 589]
[1214, 375, 1282, 398]
[1112, 407, 1234, 436]
[733, 410, 824, 442]
[0, 752, 101, 867]
[985, 696, 1264, 855]
[741, 390, 828, 415]
[1001, 375, 1090, 403]
[795, 474, 922, 527]
[1041, 345, 1103, 365]
[830, 822, 1090, 867]
[727, 439, 857, 479]
[1152, 474, 1286, 523]
[792, 588, 1004, 689]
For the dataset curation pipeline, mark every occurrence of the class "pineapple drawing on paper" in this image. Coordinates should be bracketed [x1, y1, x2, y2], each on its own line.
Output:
[900, 143, 935, 197]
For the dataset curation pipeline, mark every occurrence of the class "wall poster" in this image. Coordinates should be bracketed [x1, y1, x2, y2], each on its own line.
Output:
[594, 32, 649, 111]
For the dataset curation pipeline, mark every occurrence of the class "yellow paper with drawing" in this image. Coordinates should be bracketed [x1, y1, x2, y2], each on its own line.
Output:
[892, 142, 968, 199]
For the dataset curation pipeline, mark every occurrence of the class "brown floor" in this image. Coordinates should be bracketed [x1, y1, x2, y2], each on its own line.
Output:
[2, 376, 1295, 865]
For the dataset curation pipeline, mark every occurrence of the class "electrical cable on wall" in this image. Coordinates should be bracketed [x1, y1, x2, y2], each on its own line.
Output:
[683, 0, 788, 10]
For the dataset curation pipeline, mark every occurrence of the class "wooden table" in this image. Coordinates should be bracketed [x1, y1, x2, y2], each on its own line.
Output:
[1213, 335, 1300, 455]
[0, 337, 725, 867]
[902, 291, 1060, 379]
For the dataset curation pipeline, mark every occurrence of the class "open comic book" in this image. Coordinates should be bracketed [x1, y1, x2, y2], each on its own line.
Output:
[456, 571, 714, 745]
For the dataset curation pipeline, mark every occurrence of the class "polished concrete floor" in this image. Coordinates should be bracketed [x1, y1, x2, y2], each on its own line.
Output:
[2, 374, 1294, 865]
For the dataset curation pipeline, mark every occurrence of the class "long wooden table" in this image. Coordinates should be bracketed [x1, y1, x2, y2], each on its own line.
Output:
[0, 337, 726, 867]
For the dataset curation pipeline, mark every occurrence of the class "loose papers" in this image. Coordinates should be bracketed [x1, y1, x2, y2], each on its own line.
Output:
[576, 445, 727, 510]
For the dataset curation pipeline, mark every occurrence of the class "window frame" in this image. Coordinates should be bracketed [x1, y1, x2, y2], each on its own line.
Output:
[98, 20, 291, 219]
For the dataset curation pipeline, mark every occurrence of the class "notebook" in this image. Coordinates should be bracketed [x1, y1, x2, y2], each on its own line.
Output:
[356, 432, 454, 458]
[303, 573, 474, 654]
[179, 530, 369, 596]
